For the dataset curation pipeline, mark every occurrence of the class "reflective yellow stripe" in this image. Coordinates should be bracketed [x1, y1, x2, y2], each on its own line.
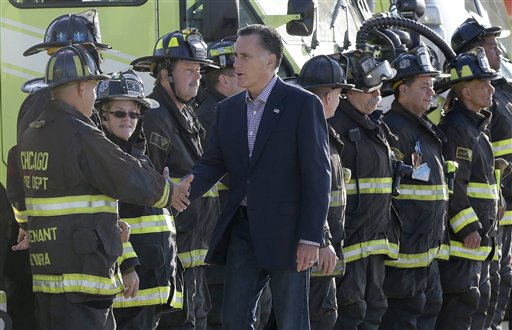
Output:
[170, 178, 218, 197]
[467, 182, 498, 199]
[330, 189, 346, 207]
[0, 290, 6, 312]
[450, 207, 479, 234]
[346, 177, 392, 195]
[217, 182, 229, 191]
[393, 184, 449, 201]
[32, 273, 123, 295]
[385, 246, 440, 268]
[113, 286, 171, 308]
[500, 211, 512, 225]
[449, 240, 492, 261]
[25, 195, 117, 216]
[118, 242, 137, 265]
[344, 239, 398, 263]
[122, 213, 175, 235]
[171, 289, 183, 309]
[153, 180, 171, 208]
[436, 244, 450, 260]
[178, 249, 208, 268]
[12, 206, 28, 224]
[492, 138, 512, 157]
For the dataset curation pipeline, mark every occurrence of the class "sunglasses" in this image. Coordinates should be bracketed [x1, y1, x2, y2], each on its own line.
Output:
[109, 111, 141, 120]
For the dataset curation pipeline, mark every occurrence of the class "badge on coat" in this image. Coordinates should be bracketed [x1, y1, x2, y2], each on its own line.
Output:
[411, 139, 430, 182]
[150, 132, 170, 151]
[456, 147, 473, 161]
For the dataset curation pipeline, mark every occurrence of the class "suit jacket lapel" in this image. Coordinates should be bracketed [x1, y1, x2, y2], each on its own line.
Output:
[249, 79, 284, 172]
[233, 94, 250, 170]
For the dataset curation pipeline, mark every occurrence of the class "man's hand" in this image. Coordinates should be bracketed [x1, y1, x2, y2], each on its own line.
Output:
[169, 171, 194, 212]
[463, 231, 481, 249]
[122, 270, 140, 299]
[317, 245, 338, 275]
[296, 243, 319, 272]
[12, 228, 29, 251]
[118, 220, 131, 243]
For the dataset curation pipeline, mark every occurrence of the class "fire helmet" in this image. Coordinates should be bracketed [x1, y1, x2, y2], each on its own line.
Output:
[390, 45, 441, 89]
[451, 16, 506, 54]
[341, 50, 396, 93]
[296, 55, 353, 90]
[445, 47, 499, 86]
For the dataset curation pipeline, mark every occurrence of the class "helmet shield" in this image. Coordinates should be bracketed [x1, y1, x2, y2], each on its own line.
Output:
[23, 9, 111, 56]
[96, 70, 159, 111]
[342, 50, 396, 92]
[207, 37, 237, 69]
[390, 45, 444, 89]
[447, 47, 499, 85]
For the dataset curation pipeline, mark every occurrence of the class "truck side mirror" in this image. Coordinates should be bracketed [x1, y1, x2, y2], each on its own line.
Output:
[286, 0, 315, 36]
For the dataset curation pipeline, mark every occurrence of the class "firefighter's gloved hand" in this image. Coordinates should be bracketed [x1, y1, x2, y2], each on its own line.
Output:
[118, 220, 131, 243]
[122, 269, 140, 299]
[169, 169, 194, 212]
[463, 231, 481, 249]
[12, 228, 29, 251]
[317, 244, 338, 275]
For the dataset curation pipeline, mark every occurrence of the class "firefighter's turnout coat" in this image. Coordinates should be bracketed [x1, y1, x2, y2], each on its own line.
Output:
[439, 101, 498, 261]
[144, 84, 219, 269]
[7, 100, 173, 302]
[329, 98, 398, 263]
[383, 100, 448, 267]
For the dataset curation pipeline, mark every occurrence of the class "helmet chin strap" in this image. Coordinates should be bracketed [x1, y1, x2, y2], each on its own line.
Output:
[168, 75, 195, 106]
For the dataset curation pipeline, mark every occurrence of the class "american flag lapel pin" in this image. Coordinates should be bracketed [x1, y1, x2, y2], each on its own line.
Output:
[273, 108, 280, 114]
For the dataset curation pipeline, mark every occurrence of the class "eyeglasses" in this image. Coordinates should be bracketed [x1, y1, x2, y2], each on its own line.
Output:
[109, 111, 141, 119]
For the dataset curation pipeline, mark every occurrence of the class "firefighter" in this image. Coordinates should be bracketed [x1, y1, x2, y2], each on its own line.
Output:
[3, 11, 112, 329]
[435, 47, 500, 330]
[131, 28, 220, 330]
[451, 17, 512, 329]
[380, 45, 449, 329]
[296, 54, 352, 330]
[95, 70, 182, 329]
[6, 45, 191, 330]
[329, 50, 398, 330]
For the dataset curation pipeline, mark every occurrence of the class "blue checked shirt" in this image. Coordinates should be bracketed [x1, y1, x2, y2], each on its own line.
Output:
[246, 75, 278, 157]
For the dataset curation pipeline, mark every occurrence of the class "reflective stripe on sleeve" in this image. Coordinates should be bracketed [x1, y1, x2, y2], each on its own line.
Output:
[393, 184, 448, 201]
[467, 182, 498, 200]
[118, 242, 137, 265]
[113, 286, 171, 308]
[153, 180, 171, 208]
[330, 189, 346, 207]
[217, 182, 229, 191]
[346, 178, 392, 195]
[171, 289, 183, 309]
[500, 211, 512, 226]
[492, 138, 512, 157]
[170, 178, 218, 198]
[0, 290, 6, 312]
[32, 273, 123, 295]
[26, 195, 118, 216]
[178, 249, 209, 268]
[449, 207, 479, 234]
[12, 206, 28, 224]
[122, 213, 175, 235]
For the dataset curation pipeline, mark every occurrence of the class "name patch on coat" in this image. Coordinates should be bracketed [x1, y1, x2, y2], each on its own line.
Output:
[456, 147, 472, 161]
[150, 132, 170, 151]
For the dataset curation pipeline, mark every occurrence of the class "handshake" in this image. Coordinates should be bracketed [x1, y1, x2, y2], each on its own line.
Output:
[163, 167, 194, 213]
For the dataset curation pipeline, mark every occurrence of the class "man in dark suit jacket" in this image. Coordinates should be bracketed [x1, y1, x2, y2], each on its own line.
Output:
[187, 24, 331, 329]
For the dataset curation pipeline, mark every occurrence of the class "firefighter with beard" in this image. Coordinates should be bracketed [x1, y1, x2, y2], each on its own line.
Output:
[295, 54, 352, 330]
[435, 48, 500, 330]
[131, 28, 220, 329]
[380, 45, 449, 330]
[451, 17, 512, 329]
[96, 70, 182, 329]
[329, 50, 398, 330]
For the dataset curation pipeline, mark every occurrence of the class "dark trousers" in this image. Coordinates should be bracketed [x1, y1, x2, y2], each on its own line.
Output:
[471, 261, 491, 330]
[222, 210, 311, 330]
[435, 258, 483, 330]
[309, 277, 337, 330]
[35, 292, 115, 330]
[488, 225, 512, 329]
[380, 259, 442, 330]
[334, 255, 387, 330]
[114, 305, 160, 330]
